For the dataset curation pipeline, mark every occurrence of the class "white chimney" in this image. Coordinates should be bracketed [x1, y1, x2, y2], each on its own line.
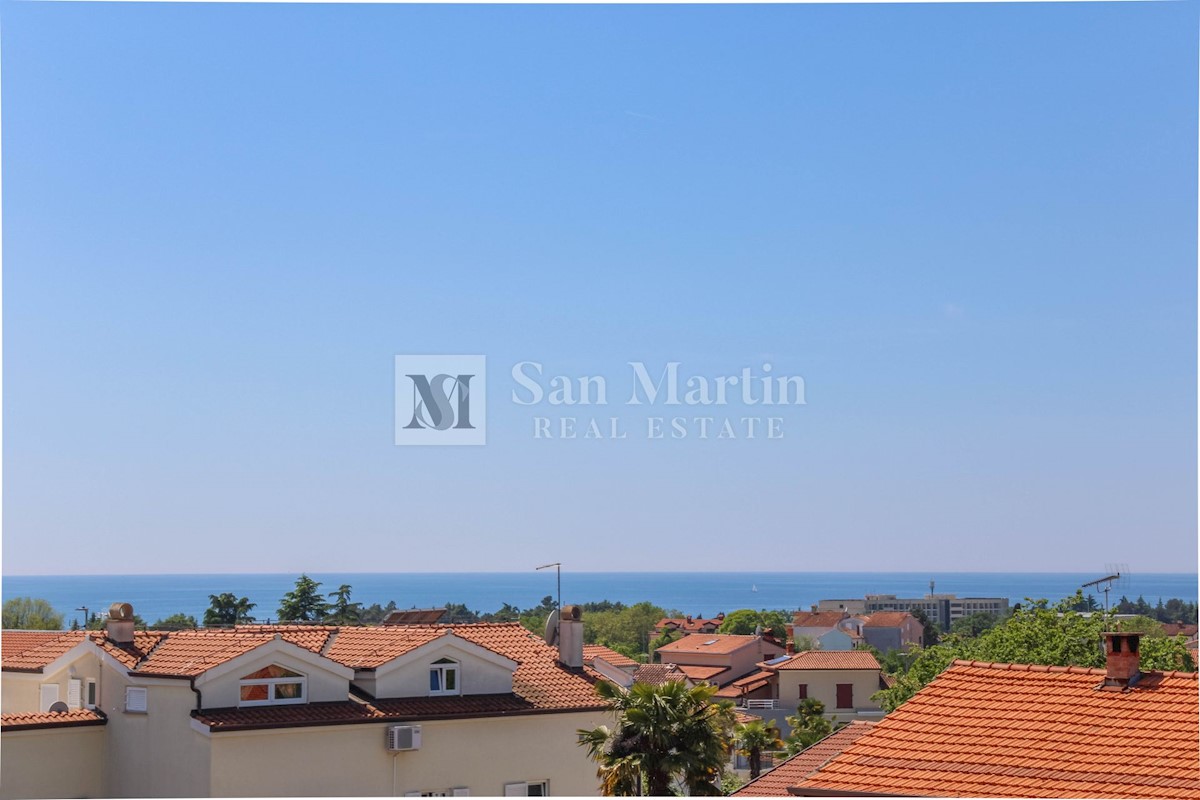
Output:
[559, 605, 584, 669]
[106, 602, 136, 644]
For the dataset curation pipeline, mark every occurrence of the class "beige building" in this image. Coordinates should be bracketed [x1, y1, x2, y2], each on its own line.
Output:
[2, 608, 610, 798]
[652, 634, 784, 689]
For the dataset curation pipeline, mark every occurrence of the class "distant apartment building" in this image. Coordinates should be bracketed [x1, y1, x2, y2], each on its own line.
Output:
[816, 592, 1009, 632]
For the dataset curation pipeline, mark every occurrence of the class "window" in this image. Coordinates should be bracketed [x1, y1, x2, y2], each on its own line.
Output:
[86, 679, 98, 709]
[429, 658, 459, 696]
[835, 683, 853, 709]
[797, 684, 808, 700]
[239, 665, 306, 706]
[125, 686, 148, 713]
[504, 782, 547, 797]
[68, 679, 82, 710]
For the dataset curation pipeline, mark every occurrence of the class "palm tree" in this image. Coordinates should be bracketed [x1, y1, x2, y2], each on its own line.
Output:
[578, 680, 735, 796]
[733, 718, 783, 779]
[784, 698, 834, 755]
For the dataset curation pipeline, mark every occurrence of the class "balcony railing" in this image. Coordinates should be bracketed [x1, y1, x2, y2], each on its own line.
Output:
[743, 699, 777, 709]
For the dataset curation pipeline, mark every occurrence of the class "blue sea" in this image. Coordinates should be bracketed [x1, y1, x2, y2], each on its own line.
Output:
[3, 572, 1197, 629]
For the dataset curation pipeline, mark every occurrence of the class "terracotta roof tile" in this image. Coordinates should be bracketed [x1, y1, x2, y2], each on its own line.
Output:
[655, 634, 766, 656]
[793, 660, 1200, 799]
[1, 708, 107, 731]
[583, 644, 638, 668]
[632, 664, 689, 686]
[860, 611, 916, 628]
[676, 664, 729, 682]
[734, 721, 877, 796]
[769, 651, 880, 671]
[2, 630, 88, 671]
[792, 612, 847, 629]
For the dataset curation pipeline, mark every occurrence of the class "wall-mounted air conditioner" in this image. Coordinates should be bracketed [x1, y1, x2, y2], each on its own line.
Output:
[387, 725, 422, 751]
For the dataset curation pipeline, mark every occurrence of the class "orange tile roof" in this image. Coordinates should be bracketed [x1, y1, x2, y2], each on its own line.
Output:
[1, 708, 107, 732]
[657, 616, 724, 633]
[733, 669, 776, 688]
[861, 611, 916, 628]
[769, 651, 880, 671]
[1, 630, 88, 671]
[676, 664, 729, 682]
[655, 634, 764, 656]
[583, 644, 638, 669]
[631, 664, 689, 686]
[792, 612, 847, 629]
[734, 721, 876, 797]
[793, 660, 1200, 799]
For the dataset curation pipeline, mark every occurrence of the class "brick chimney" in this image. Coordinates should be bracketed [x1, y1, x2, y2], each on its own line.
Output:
[106, 602, 136, 645]
[1103, 632, 1141, 686]
[785, 639, 796, 656]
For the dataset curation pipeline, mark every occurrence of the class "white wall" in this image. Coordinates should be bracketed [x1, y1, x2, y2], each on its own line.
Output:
[371, 643, 514, 699]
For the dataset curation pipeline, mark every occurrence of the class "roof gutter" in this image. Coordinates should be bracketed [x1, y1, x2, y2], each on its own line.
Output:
[189, 676, 202, 711]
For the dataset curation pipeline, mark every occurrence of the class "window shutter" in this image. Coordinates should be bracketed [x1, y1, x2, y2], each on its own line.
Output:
[504, 784, 528, 797]
[68, 679, 82, 709]
[836, 683, 853, 709]
[798, 683, 808, 700]
[125, 686, 148, 713]
[39, 684, 59, 712]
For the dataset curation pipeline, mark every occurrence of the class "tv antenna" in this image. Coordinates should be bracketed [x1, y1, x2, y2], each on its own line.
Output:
[1081, 572, 1121, 614]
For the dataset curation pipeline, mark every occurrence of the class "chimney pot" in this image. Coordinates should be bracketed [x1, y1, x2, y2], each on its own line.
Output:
[786, 640, 796, 655]
[558, 605, 584, 669]
[1103, 632, 1142, 684]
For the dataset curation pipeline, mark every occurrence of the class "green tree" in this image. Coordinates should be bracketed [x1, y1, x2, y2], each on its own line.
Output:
[3, 598, 64, 630]
[325, 585, 363, 624]
[577, 680, 734, 796]
[874, 591, 1197, 713]
[733, 718, 784, 779]
[277, 575, 330, 622]
[793, 634, 817, 652]
[443, 603, 481, 623]
[152, 612, 198, 629]
[718, 609, 789, 636]
[784, 698, 835, 754]
[910, 607, 940, 647]
[949, 611, 1001, 638]
[204, 593, 257, 626]
[519, 596, 558, 634]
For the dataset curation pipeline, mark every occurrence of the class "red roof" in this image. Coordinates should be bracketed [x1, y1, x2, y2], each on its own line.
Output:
[583, 644, 638, 669]
[792, 612, 847, 629]
[631, 664, 689, 686]
[861, 611, 916, 628]
[768, 651, 880, 671]
[657, 616, 723, 633]
[734, 721, 877, 796]
[1, 708, 107, 732]
[676, 664, 729, 682]
[656, 634, 765, 656]
[793, 660, 1200, 798]
[1, 630, 88, 671]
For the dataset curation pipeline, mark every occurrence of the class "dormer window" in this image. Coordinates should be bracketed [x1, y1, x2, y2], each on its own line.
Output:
[239, 665, 306, 706]
[429, 658, 459, 696]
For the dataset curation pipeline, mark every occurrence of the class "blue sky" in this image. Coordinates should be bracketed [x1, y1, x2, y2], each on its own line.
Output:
[2, 2, 1196, 575]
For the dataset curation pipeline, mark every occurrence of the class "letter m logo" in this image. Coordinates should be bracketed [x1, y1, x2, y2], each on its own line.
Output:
[395, 356, 487, 445]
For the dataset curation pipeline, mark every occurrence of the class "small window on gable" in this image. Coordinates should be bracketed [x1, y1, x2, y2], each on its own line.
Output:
[239, 665, 306, 706]
[429, 657, 459, 696]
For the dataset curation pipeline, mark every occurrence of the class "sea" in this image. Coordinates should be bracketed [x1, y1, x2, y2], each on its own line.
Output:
[2, 572, 1197, 629]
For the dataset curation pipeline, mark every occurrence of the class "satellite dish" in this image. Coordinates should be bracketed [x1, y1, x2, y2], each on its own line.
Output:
[544, 609, 560, 645]
[109, 602, 134, 621]
[48, 701, 69, 714]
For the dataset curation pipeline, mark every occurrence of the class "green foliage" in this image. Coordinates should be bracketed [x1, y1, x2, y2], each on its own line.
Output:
[443, 603, 481, 623]
[872, 591, 1198, 713]
[649, 627, 681, 654]
[733, 718, 784, 779]
[584, 602, 668, 661]
[3, 597, 65, 630]
[719, 772, 745, 795]
[1115, 615, 1165, 636]
[152, 612, 198, 629]
[277, 575, 330, 622]
[325, 585, 363, 624]
[86, 612, 146, 630]
[360, 600, 398, 624]
[1115, 595, 1198, 624]
[949, 611, 1001, 638]
[784, 699, 835, 754]
[578, 680, 734, 796]
[718, 609, 789, 636]
[204, 593, 257, 626]
[909, 607, 941, 647]
[518, 596, 558, 634]
[793, 635, 816, 653]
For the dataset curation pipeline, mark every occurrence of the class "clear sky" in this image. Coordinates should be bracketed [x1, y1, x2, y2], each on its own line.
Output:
[2, 1, 1196, 575]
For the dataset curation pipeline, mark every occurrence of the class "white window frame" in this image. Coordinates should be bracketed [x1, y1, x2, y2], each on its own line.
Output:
[504, 782, 548, 797]
[85, 678, 98, 710]
[238, 666, 307, 707]
[429, 658, 460, 696]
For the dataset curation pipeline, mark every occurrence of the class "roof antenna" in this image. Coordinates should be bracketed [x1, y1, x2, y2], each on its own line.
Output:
[1081, 572, 1121, 615]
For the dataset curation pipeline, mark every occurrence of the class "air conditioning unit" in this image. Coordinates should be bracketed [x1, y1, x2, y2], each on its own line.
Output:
[386, 725, 422, 751]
